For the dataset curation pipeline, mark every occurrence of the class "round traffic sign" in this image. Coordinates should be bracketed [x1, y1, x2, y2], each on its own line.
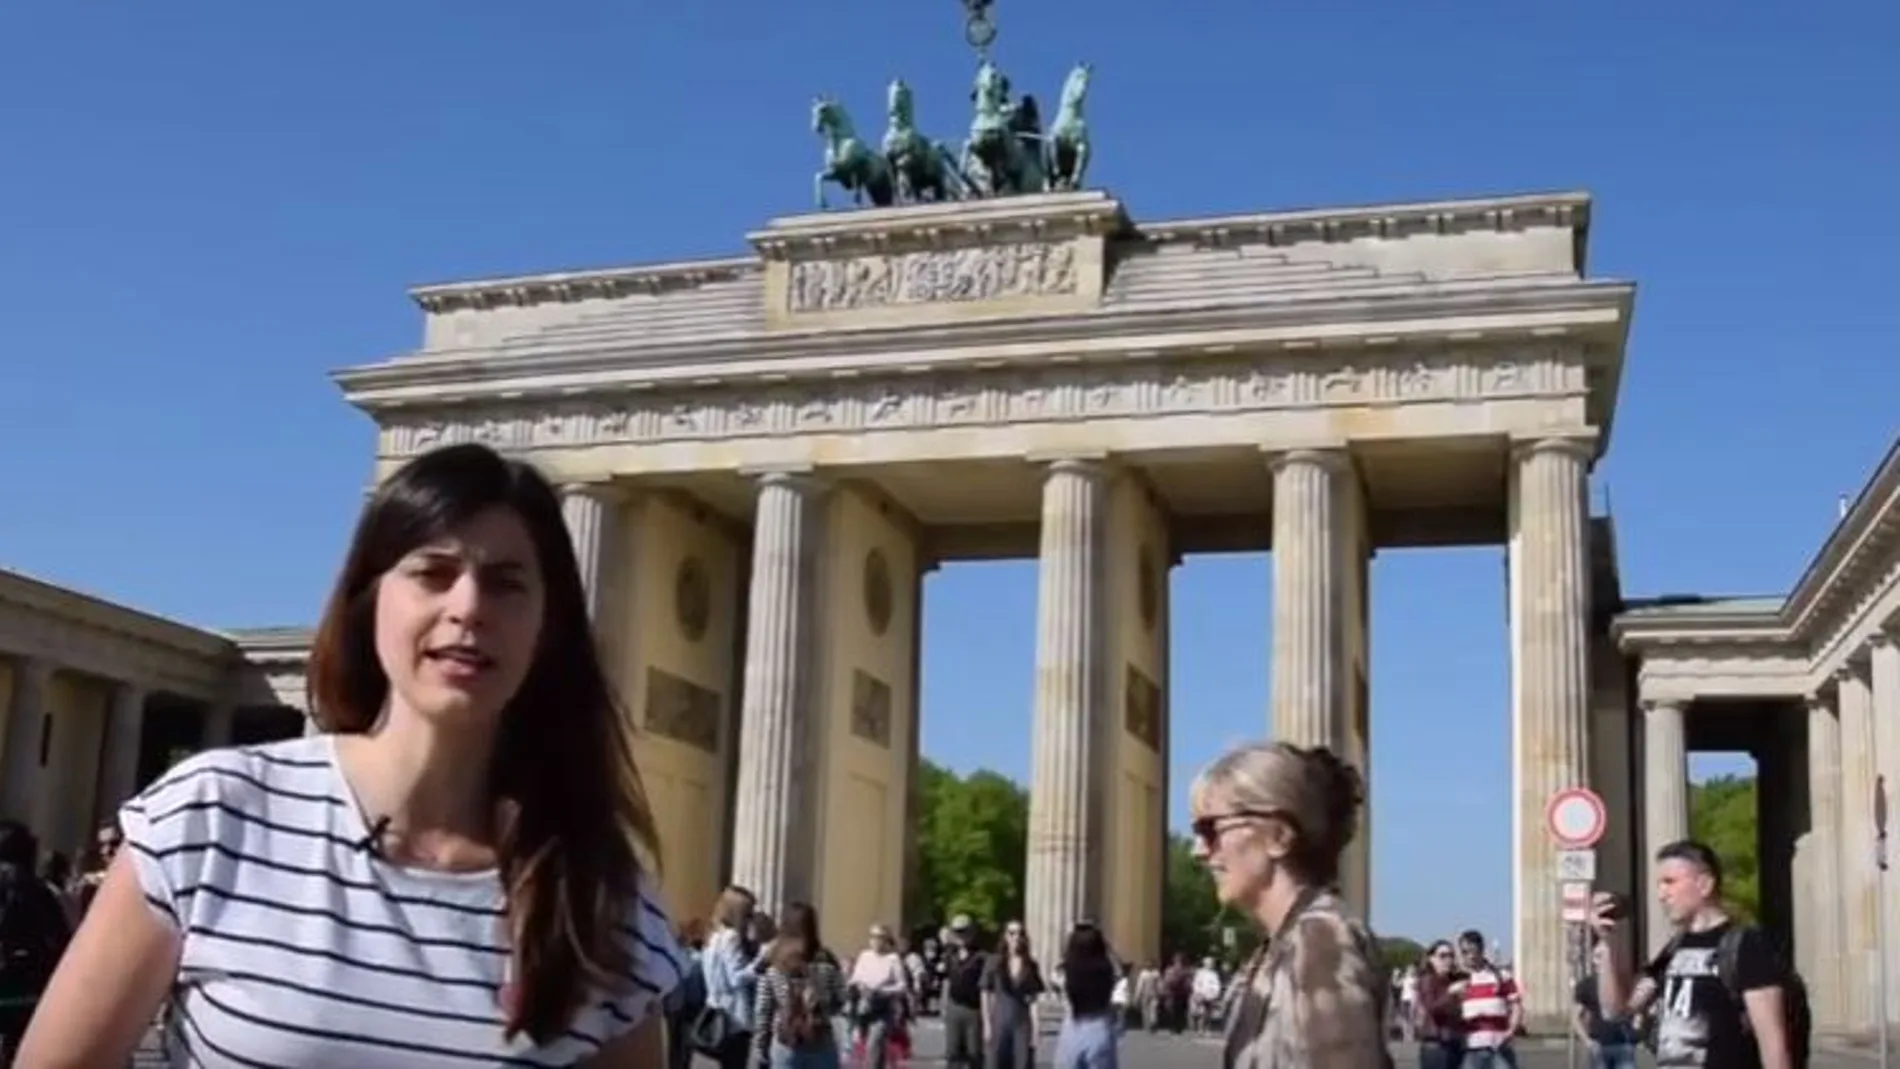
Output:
[1546, 787, 1608, 848]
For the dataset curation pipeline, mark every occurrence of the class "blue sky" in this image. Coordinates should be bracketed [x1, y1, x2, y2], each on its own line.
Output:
[0, 2, 1893, 944]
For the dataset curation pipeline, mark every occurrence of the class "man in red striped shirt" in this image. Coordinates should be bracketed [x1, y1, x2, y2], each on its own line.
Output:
[1449, 928, 1523, 1067]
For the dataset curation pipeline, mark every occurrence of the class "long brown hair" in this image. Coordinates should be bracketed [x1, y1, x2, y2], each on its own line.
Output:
[306, 443, 660, 1042]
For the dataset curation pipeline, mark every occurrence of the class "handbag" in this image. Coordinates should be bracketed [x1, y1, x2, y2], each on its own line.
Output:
[687, 1003, 736, 1055]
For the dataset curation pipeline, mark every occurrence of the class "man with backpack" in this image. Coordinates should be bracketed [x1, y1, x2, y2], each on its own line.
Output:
[1589, 838, 1809, 1069]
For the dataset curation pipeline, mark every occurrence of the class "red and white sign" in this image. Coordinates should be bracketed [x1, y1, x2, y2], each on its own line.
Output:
[1560, 881, 1593, 923]
[1546, 787, 1608, 849]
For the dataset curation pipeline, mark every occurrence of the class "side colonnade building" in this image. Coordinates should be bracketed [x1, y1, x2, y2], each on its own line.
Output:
[0, 188, 1883, 1036]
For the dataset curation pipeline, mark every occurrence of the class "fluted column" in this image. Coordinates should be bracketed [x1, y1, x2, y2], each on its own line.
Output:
[1836, 663, 1878, 1035]
[559, 482, 621, 622]
[94, 682, 148, 823]
[0, 658, 52, 823]
[1642, 699, 1689, 955]
[1804, 692, 1845, 1031]
[1870, 634, 1900, 1036]
[1024, 457, 1109, 964]
[1268, 449, 1348, 748]
[1508, 434, 1593, 1028]
[729, 471, 828, 913]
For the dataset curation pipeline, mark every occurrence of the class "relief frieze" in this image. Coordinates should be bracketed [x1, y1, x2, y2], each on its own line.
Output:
[786, 242, 1078, 314]
[378, 346, 1586, 458]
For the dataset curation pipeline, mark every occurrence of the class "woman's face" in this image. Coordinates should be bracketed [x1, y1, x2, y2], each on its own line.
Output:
[1002, 923, 1025, 954]
[374, 506, 545, 726]
[1427, 943, 1455, 975]
[1190, 788, 1283, 908]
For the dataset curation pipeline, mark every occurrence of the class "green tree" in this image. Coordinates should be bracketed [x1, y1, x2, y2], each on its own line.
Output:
[912, 761, 1029, 930]
[1378, 936, 1428, 974]
[1689, 774, 1758, 922]
[1160, 834, 1259, 966]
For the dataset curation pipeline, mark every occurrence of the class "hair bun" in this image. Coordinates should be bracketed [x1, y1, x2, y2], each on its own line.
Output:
[1294, 745, 1364, 852]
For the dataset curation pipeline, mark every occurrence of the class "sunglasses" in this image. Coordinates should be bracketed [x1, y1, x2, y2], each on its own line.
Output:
[1190, 808, 1288, 844]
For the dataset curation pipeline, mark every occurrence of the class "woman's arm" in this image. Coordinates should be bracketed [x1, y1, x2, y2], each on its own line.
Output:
[12, 853, 179, 1068]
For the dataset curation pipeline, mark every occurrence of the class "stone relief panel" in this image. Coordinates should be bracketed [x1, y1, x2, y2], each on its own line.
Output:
[1124, 665, 1162, 752]
[786, 243, 1078, 314]
[378, 345, 1589, 458]
[643, 667, 721, 754]
[850, 669, 894, 748]
[863, 549, 893, 638]
[674, 556, 711, 643]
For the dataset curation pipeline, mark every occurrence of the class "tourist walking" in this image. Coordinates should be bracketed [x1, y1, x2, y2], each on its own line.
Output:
[1572, 940, 1638, 1069]
[754, 902, 847, 1069]
[700, 886, 764, 1069]
[1411, 940, 1466, 1069]
[0, 822, 71, 1065]
[1190, 740, 1391, 1068]
[846, 923, 910, 1068]
[982, 919, 1045, 1069]
[1052, 922, 1120, 1069]
[13, 442, 684, 1067]
[1450, 929, 1521, 1068]
[938, 916, 987, 1068]
[1590, 838, 1805, 1069]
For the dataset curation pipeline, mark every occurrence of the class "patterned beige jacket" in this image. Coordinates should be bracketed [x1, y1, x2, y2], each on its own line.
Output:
[1223, 890, 1392, 1069]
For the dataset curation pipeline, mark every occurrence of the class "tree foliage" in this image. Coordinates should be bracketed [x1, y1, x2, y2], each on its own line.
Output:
[911, 760, 1029, 929]
[1689, 774, 1758, 922]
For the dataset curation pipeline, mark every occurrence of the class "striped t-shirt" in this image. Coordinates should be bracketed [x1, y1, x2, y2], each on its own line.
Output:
[120, 734, 682, 1067]
[1457, 965, 1520, 1050]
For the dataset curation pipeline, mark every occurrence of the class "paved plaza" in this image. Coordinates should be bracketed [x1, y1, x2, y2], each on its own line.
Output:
[127, 1017, 1889, 1067]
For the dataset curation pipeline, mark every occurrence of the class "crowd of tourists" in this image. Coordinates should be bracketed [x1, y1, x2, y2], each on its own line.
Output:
[0, 442, 1819, 1069]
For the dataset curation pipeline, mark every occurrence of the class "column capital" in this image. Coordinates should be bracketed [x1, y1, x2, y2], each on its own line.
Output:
[556, 478, 627, 503]
[1261, 443, 1350, 474]
[1833, 661, 1865, 685]
[1508, 430, 1599, 463]
[1804, 691, 1834, 714]
[1640, 697, 1685, 715]
[1866, 631, 1895, 652]
[1025, 449, 1114, 477]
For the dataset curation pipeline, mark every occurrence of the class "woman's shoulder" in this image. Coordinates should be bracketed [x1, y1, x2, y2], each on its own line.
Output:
[1276, 894, 1383, 991]
[121, 736, 338, 840]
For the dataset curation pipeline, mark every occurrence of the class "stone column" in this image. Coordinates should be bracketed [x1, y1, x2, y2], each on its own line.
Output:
[729, 471, 827, 913]
[1267, 448, 1348, 748]
[559, 482, 621, 622]
[0, 658, 52, 823]
[94, 682, 149, 823]
[1804, 693, 1845, 1031]
[1024, 457, 1109, 964]
[1870, 634, 1900, 1036]
[1837, 663, 1879, 1036]
[1642, 699, 1689, 955]
[201, 701, 235, 750]
[1507, 434, 1593, 1029]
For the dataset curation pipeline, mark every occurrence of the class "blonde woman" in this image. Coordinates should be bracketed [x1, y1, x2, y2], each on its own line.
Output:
[1189, 741, 1391, 1069]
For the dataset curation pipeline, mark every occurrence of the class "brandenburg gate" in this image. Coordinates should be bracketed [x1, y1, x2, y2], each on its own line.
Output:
[335, 183, 1635, 1022]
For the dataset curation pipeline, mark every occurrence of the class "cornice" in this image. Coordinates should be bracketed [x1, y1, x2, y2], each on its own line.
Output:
[1135, 190, 1591, 268]
[398, 191, 1592, 319]
[0, 567, 235, 663]
[749, 191, 1127, 261]
[409, 259, 758, 316]
[337, 279, 1631, 411]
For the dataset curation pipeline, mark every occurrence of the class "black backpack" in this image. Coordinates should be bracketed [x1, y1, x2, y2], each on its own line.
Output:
[1652, 925, 1810, 1069]
[1710, 926, 1811, 1069]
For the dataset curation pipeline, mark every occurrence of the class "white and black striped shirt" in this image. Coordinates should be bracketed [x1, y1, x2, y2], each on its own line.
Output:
[120, 734, 682, 1067]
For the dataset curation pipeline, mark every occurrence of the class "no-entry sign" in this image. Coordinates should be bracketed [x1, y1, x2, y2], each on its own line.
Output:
[1547, 787, 1608, 849]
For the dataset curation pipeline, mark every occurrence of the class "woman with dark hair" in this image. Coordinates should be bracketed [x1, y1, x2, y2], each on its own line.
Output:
[1411, 940, 1465, 1069]
[1052, 922, 1119, 1069]
[754, 902, 846, 1069]
[16, 443, 682, 1067]
[0, 821, 70, 1062]
[1190, 741, 1389, 1068]
[982, 919, 1045, 1069]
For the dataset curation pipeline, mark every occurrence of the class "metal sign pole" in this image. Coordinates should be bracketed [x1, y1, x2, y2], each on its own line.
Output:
[1563, 922, 1579, 1069]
